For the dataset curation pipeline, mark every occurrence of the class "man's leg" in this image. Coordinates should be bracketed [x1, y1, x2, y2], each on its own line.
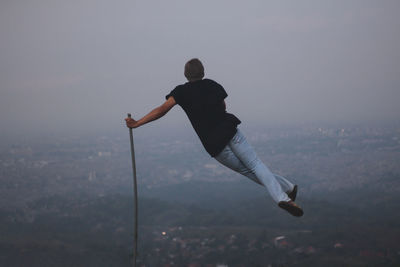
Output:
[215, 130, 303, 216]
[215, 145, 296, 194]
[226, 129, 291, 203]
[215, 144, 262, 185]
[274, 174, 295, 195]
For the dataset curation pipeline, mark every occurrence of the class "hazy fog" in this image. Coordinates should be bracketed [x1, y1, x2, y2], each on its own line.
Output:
[1, 0, 399, 136]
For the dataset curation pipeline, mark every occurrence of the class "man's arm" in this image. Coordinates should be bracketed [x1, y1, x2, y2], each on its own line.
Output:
[125, 97, 176, 128]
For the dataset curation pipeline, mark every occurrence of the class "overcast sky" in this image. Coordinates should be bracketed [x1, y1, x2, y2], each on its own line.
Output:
[1, 0, 399, 136]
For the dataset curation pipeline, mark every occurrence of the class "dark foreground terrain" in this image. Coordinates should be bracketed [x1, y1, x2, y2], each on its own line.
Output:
[1, 182, 399, 267]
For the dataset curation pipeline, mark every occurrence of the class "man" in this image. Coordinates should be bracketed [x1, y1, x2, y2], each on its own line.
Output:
[125, 58, 303, 217]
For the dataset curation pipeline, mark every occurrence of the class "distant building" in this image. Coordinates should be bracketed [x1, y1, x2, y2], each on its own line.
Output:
[334, 242, 344, 248]
[274, 236, 289, 248]
[97, 151, 111, 157]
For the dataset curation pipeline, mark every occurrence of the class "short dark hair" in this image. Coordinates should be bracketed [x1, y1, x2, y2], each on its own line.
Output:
[184, 58, 204, 81]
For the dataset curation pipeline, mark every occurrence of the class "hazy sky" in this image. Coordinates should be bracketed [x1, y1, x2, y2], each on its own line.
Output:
[1, 0, 399, 136]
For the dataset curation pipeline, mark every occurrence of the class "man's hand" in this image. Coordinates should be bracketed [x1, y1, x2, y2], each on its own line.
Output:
[125, 117, 139, 128]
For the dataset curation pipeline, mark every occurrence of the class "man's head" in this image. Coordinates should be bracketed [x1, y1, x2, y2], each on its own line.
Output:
[184, 58, 204, 82]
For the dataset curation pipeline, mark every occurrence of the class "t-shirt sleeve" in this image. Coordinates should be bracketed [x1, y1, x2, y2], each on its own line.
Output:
[165, 86, 183, 104]
[215, 83, 228, 101]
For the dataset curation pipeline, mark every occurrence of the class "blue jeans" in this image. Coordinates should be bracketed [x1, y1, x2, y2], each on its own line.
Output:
[215, 129, 293, 203]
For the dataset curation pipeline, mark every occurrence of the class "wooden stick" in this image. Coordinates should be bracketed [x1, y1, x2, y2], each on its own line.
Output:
[127, 113, 138, 267]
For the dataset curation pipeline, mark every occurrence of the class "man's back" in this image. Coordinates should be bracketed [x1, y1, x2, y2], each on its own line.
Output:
[166, 78, 240, 157]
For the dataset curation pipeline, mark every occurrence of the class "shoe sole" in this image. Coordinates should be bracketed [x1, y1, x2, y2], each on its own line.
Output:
[278, 201, 304, 217]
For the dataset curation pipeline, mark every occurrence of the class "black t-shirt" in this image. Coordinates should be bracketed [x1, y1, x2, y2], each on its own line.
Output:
[166, 79, 241, 157]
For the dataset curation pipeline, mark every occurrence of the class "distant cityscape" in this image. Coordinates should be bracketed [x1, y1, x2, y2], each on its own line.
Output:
[1, 124, 400, 266]
[2, 124, 399, 206]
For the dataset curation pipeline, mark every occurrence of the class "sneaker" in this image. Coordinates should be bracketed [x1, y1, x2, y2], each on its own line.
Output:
[278, 200, 304, 217]
[287, 185, 298, 202]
